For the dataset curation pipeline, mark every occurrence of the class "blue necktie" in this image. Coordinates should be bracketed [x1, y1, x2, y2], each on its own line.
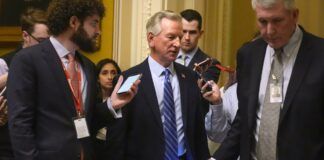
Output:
[163, 69, 178, 160]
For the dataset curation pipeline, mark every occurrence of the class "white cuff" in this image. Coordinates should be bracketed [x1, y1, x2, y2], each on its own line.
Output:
[107, 97, 122, 118]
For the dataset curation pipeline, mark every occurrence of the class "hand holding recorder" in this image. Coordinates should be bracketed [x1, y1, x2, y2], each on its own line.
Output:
[194, 58, 234, 105]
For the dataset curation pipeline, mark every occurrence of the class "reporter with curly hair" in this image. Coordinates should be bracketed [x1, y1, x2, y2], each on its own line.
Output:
[6, 1, 139, 160]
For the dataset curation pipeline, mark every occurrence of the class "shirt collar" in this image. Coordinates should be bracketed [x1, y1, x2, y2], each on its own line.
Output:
[148, 56, 175, 77]
[269, 25, 303, 58]
[49, 36, 76, 58]
[178, 47, 198, 60]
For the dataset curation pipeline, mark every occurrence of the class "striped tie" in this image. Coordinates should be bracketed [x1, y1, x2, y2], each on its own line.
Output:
[163, 69, 178, 160]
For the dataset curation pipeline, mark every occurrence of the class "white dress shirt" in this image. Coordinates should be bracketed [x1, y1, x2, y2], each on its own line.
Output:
[0, 58, 8, 75]
[253, 25, 303, 158]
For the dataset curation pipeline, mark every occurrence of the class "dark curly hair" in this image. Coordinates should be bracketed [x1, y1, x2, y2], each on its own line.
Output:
[47, 0, 105, 36]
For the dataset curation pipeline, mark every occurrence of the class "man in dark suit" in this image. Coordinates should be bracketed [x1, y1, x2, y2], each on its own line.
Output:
[213, 0, 324, 160]
[109, 11, 221, 160]
[176, 9, 220, 83]
[2, 8, 49, 67]
[7, 1, 139, 160]
[0, 8, 49, 160]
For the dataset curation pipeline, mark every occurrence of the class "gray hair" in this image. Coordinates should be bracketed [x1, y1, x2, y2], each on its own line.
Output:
[146, 10, 182, 35]
[251, 0, 296, 10]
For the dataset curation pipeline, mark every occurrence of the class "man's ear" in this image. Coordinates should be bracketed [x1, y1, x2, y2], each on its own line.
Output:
[69, 16, 80, 31]
[147, 32, 155, 48]
[198, 30, 204, 38]
[22, 31, 29, 42]
[292, 9, 299, 23]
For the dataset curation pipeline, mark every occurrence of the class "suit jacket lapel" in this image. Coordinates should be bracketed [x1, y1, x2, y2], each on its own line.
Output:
[280, 32, 312, 124]
[174, 64, 189, 131]
[41, 40, 76, 113]
[140, 59, 164, 129]
[75, 52, 94, 114]
[188, 48, 205, 69]
[247, 41, 267, 131]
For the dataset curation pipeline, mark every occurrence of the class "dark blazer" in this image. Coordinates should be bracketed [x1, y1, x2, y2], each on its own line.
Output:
[213, 29, 324, 160]
[108, 59, 209, 160]
[7, 40, 112, 160]
[187, 48, 221, 83]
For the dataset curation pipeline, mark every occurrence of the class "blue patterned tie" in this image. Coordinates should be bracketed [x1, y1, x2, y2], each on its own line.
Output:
[163, 69, 178, 160]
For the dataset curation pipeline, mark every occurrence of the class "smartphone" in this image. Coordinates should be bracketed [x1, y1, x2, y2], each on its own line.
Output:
[201, 79, 212, 93]
[117, 74, 142, 94]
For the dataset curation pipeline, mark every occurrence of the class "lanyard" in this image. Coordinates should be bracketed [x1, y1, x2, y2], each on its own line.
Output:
[61, 59, 84, 117]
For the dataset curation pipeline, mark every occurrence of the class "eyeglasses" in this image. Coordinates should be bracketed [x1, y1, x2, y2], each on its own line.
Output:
[27, 31, 48, 43]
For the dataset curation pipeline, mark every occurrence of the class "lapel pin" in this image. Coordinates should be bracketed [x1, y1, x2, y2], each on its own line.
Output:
[181, 73, 186, 79]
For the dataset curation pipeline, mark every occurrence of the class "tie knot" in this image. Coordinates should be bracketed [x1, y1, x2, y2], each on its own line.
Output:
[177, 54, 188, 66]
[66, 53, 75, 62]
[274, 48, 283, 55]
[163, 69, 171, 77]
[274, 48, 283, 64]
[178, 55, 188, 60]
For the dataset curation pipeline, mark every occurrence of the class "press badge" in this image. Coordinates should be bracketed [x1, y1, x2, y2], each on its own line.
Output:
[73, 117, 90, 139]
[269, 83, 282, 103]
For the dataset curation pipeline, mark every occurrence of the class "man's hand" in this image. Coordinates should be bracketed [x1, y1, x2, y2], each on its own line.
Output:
[0, 96, 8, 126]
[197, 79, 222, 105]
[110, 75, 141, 110]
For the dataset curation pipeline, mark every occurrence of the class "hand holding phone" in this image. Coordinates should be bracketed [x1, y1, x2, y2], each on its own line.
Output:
[201, 79, 212, 93]
[110, 75, 142, 110]
[193, 58, 213, 93]
[117, 74, 142, 94]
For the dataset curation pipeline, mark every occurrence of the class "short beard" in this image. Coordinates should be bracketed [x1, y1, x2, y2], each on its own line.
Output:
[71, 26, 98, 53]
